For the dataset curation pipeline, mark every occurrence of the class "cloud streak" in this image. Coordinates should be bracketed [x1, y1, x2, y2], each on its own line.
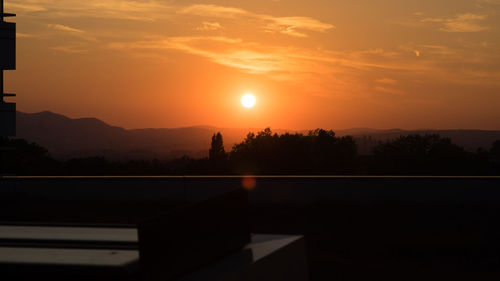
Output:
[375, 78, 397, 85]
[179, 5, 247, 19]
[50, 44, 88, 54]
[179, 4, 335, 38]
[6, 0, 172, 21]
[107, 32, 500, 93]
[197, 22, 223, 31]
[374, 86, 405, 95]
[47, 24, 84, 33]
[106, 35, 436, 81]
[422, 13, 489, 32]
[47, 23, 98, 42]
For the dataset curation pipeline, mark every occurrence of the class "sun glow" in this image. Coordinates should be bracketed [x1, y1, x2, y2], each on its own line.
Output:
[241, 93, 256, 108]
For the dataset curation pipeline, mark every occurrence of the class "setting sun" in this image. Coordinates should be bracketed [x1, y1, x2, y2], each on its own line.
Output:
[241, 94, 256, 108]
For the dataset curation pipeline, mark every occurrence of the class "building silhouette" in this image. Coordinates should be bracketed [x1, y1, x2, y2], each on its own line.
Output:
[0, 0, 15, 136]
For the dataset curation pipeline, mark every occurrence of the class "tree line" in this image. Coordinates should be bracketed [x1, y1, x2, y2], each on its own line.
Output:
[1, 129, 500, 175]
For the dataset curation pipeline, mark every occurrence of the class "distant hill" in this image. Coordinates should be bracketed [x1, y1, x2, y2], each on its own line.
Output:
[16, 111, 248, 159]
[16, 111, 500, 159]
[335, 128, 500, 154]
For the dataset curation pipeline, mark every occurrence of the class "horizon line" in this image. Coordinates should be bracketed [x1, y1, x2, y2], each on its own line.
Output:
[15, 110, 500, 132]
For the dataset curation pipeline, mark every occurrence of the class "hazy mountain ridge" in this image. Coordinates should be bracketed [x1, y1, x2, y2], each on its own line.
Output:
[16, 111, 251, 160]
[343, 129, 500, 154]
[15, 111, 500, 159]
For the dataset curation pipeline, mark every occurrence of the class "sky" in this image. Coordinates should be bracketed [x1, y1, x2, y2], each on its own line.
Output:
[4, 0, 500, 130]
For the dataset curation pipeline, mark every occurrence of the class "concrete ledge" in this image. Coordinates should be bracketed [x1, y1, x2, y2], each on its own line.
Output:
[0, 234, 306, 281]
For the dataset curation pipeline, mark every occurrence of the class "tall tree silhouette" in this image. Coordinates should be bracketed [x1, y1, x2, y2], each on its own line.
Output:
[209, 132, 226, 161]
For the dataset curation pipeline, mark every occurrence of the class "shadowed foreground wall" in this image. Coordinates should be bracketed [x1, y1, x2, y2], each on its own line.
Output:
[1, 176, 500, 280]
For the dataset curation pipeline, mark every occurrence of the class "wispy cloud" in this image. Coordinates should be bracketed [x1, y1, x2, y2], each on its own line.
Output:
[375, 78, 397, 85]
[264, 17, 334, 37]
[197, 22, 223, 31]
[108, 36, 285, 74]
[47, 23, 98, 42]
[476, 0, 500, 6]
[179, 4, 334, 38]
[5, 2, 47, 12]
[6, 0, 172, 21]
[399, 43, 456, 58]
[109, 33, 499, 90]
[47, 24, 84, 33]
[179, 5, 247, 19]
[50, 44, 88, 54]
[374, 86, 405, 95]
[422, 13, 489, 32]
[106, 35, 435, 84]
[16, 32, 41, 38]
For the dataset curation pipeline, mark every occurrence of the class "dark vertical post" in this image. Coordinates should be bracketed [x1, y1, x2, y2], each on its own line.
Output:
[1, 0, 4, 103]
[0, 0, 4, 177]
[0, 65, 3, 103]
[0, 0, 16, 137]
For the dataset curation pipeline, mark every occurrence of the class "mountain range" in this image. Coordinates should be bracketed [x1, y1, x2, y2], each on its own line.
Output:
[16, 111, 500, 160]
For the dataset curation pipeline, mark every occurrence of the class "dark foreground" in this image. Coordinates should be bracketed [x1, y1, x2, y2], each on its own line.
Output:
[1, 176, 500, 280]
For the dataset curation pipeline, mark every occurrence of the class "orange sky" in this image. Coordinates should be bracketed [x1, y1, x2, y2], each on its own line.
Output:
[4, 0, 500, 129]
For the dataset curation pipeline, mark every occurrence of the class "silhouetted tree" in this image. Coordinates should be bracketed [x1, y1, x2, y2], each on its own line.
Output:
[209, 132, 227, 161]
[0, 137, 60, 175]
[229, 128, 357, 174]
[3, 134, 498, 176]
[205, 132, 228, 174]
[309, 129, 357, 173]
